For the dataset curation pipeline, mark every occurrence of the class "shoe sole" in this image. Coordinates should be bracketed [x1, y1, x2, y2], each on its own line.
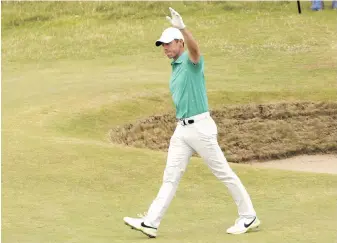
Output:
[124, 222, 156, 238]
[227, 225, 260, 235]
[249, 225, 260, 232]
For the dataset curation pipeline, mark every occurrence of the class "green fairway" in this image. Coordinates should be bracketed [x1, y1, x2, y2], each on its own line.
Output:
[2, 2, 337, 243]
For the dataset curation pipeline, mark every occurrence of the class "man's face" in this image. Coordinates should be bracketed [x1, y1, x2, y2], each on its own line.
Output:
[162, 40, 183, 59]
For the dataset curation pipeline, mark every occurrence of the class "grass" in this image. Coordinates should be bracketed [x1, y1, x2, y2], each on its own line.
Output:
[2, 2, 337, 243]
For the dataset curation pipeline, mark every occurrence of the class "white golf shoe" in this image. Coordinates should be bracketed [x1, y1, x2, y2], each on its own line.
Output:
[123, 216, 157, 238]
[226, 216, 260, 235]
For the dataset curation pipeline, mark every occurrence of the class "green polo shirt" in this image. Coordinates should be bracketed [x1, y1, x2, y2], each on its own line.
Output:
[169, 51, 209, 119]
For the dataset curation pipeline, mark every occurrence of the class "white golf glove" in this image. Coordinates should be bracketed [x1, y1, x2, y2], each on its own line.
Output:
[166, 7, 186, 30]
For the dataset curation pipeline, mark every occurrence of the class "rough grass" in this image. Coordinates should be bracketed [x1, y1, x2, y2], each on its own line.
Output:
[110, 101, 337, 162]
[2, 1, 337, 63]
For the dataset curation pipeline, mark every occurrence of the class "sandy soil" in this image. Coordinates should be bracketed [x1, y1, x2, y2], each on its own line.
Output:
[250, 155, 337, 175]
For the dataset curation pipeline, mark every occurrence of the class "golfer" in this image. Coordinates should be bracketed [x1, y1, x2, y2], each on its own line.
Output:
[123, 7, 260, 238]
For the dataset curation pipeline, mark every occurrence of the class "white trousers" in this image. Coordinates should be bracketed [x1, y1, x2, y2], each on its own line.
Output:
[144, 112, 256, 228]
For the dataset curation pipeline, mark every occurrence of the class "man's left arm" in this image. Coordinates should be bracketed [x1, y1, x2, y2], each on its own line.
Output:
[180, 29, 201, 64]
[166, 7, 201, 64]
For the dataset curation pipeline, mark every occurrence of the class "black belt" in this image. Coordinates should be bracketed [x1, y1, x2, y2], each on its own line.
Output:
[180, 119, 195, 126]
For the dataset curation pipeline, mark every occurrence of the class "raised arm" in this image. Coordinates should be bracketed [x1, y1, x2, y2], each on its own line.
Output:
[180, 28, 200, 64]
[166, 7, 201, 64]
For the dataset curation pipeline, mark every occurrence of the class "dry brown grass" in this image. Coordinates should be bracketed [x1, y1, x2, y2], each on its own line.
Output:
[109, 102, 337, 163]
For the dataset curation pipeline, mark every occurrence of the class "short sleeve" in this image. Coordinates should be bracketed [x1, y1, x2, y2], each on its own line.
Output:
[187, 55, 204, 72]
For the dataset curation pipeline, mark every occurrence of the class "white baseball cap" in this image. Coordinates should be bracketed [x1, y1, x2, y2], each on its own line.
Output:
[155, 27, 184, 47]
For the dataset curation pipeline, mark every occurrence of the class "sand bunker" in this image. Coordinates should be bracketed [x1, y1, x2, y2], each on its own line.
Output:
[110, 101, 337, 163]
[249, 154, 337, 175]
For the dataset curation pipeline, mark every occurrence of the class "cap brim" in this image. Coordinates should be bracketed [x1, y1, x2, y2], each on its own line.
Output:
[155, 37, 174, 47]
[155, 41, 163, 47]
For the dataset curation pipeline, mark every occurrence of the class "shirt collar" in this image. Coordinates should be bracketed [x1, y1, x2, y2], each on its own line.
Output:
[171, 51, 187, 65]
